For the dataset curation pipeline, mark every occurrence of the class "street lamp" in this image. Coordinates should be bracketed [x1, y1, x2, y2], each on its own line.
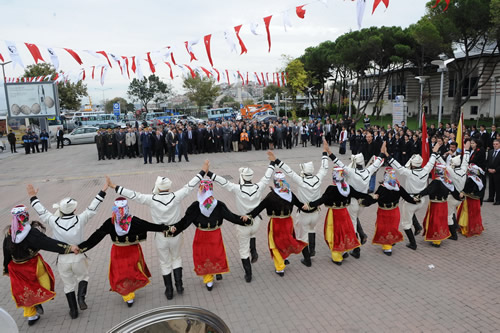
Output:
[347, 79, 356, 118]
[415, 76, 430, 128]
[94, 87, 112, 110]
[431, 58, 455, 125]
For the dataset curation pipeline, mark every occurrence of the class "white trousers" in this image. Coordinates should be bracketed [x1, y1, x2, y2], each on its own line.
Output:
[57, 253, 89, 294]
[347, 198, 362, 232]
[294, 210, 321, 243]
[447, 197, 462, 226]
[400, 196, 428, 230]
[155, 233, 184, 276]
[236, 216, 262, 259]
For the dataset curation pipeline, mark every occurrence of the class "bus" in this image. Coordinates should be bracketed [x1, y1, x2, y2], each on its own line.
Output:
[68, 113, 121, 129]
[206, 108, 235, 121]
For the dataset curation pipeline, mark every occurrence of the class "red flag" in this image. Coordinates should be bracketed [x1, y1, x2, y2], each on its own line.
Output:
[170, 49, 177, 66]
[433, 0, 450, 11]
[255, 72, 261, 85]
[225, 69, 230, 85]
[237, 71, 244, 85]
[204, 35, 214, 67]
[372, 0, 389, 14]
[263, 15, 273, 53]
[131, 56, 137, 73]
[281, 72, 286, 86]
[184, 64, 196, 78]
[122, 56, 130, 79]
[184, 41, 197, 62]
[261, 72, 266, 87]
[146, 52, 156, 73]
[96, 51, 112, 68]
[201, 67, 211, 78]
[82, 69, 86, 81]
[421, 113, 430, 168]
[165, 62, 174, 79]
[64, 48, 83, 65]
[246, 72, 249, 85]
[277, 73, 280, 87]
[0, 53, 4, 62]
[234, 25, 248, 55]
[213, 67, 220, 82]
[266, 72, 270, 84]
[25, 43, 45, 63]
[296, 5, 306, 19]
[91, 66, 95, 79]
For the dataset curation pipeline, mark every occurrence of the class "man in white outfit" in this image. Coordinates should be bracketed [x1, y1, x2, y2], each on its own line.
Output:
[27, 183, 108, 319]
[108, 160, 208, 300]
[381, 144, 440, 250]
[437, 141, 471, 239]
[207, 160, 276, 282]
[268, 148, 329, 258]
[326, 141, 385, 259]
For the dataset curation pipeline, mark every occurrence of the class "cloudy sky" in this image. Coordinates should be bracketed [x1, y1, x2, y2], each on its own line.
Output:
[0, 0, 430, 110]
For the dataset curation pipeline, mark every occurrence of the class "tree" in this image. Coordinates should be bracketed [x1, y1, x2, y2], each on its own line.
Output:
[127, 74, 171, 113]
[23, 63, 88, 111]
[263, 84, 285, 100]
[105, 97, 135, 114]
[183, 75, 220, 113]
[285, 59, 308, 111]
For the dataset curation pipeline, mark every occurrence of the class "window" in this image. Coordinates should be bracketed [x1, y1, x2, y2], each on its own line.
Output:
[360, 87, 372, 101]
[389, 76, 406, 100]
[73, 129, 84, 134]
[470, 106, 478, 115]
[449, 77, 479, 97]
[84, 128, 97, 133]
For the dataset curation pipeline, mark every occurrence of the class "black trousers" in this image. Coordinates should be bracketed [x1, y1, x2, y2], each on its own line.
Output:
[488, 172, 500, 202]
[41, 140, 48, 152]
[57, 138, 64, 148]
[24, 143, 30, 154]
[143, 147, 152, 163]
[10, 142, 16, 153]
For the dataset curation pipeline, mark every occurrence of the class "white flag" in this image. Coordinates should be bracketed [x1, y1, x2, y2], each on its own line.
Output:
[5, 41, 24, 69]
[47, 47, 59, 71]
[136, 58, 144, 80]
[357, 0, 367, 29]
[224, 30, 237, 53]
[283, 10, 293, 32]
[250, 22, 260, 35]
[100, 66, 108, 86]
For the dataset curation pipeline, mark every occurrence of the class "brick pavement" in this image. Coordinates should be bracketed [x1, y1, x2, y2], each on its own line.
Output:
[0, 143, 499, 332]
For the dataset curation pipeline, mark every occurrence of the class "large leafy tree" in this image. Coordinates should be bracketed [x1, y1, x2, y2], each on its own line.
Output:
[127, 74, 171, 112]
[285, 59, 308, 111]
[23, 63, 88, 111]
[183, 75, 220, 113]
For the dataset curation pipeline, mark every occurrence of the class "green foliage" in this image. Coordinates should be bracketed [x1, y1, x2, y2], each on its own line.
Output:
[183, 75, 220, 113]
[263, 84, 285, 100]
[105, 97, 134, 113]
[127, 74, 171, 112]
[22, 63, 88, 111]
[285, 59, 308, 109]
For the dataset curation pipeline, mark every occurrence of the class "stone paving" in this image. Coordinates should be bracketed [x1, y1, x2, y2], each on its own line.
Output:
[0, 142, 499, 332]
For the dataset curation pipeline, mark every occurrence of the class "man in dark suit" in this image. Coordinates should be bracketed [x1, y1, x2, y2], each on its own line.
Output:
[186, 126, 195, 154]
[214, 123, 223, 152]
[141, 127, 153, 164]
[177, 126, 189, 162]
[196, 124, 206, 154]
[56, 127, 64, 149]
[479, 125, 489, 150]
[486, 139, 500, 205]
[153, 129, 164, 163]
[489, 125, 498, 150]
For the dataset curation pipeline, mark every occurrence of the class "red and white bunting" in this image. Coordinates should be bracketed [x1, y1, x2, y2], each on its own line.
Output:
[25, 43, 45, 63]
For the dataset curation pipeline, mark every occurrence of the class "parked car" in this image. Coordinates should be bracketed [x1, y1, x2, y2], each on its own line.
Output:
[63, 126, 99, 145]
[96, 122, 122, 129]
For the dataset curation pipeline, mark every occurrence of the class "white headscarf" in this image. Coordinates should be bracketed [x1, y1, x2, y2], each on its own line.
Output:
[349, 153, 365, 169]
[467, 164, 485, 191]
[11, 205, 31, 244]
[198, 180, 218, 217]
[273, 172, 292, 202]
[239, 167, 254, 184]
[153, 176, 172, 194]
[52, 197, 78, 217]
[405, 154, 423, 168]
[299, 161, 314, 177]
[332, 167, 350, 197]
[450, 155, 462, 167]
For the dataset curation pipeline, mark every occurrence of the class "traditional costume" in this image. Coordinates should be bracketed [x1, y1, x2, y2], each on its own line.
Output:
[437, 151, 470, 239]
[208, 162, 275, 282]
[247, 172, 309, 276]
[418, 164, 461, 247]
[328, 152, 384, 258]
[361, 168, 417, 255]
[30, 189, 106, 318]
[3, 206, 74, 326]
[308, 168, 367, 265]
[386, 152, 439, 250]
[114, 170, 205, 299]
[78, 198, 169, 307]
[275, 153, 329, 257]
[457, 164, 485, 237]
[167, 180, 252, 290]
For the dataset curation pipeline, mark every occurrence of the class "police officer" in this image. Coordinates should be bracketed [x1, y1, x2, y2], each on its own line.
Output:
[22, 131, 32, 154]
[40, 129, 49, 152]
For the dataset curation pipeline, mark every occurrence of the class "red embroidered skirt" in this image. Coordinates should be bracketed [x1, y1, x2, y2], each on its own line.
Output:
[423, 202, 450, 241]
[193, 228, 229, 276]
[268, 217, 307, 259]
[372, 207, 404, 246]
[8, 254, 56, 308]
[457, 197, 484, 237]
[109, 244, 151, 296]
[324, 208, 360, 252]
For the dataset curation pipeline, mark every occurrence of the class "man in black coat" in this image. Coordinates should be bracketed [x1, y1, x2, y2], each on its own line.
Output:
[7, 131, 17, 153]
[56, 127, 64, 149]
[177, 126, 189, 162]
[486, 139, 500, 205]
[152, 130, 164, 163]
[196, 124, 207, 154]
[479, 125, 490, 150]
[489, 125, 498, 150]
[141, 128, 153, 164]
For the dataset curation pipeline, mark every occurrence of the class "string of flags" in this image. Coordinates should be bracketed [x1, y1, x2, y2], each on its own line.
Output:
[0, 0, 452, 86]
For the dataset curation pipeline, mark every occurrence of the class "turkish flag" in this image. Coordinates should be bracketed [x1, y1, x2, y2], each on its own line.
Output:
[25, 43, 45, 63]
[421, 113, 430, 168]
[96, 51, 112, 68]
[372, 0, 389, 14]
[64, 48, 83, 65]
[296, 5, 306, 19]
[204, 35, 214, 67]
[234, 25, 248, 55]
[263, 15, 273, 53]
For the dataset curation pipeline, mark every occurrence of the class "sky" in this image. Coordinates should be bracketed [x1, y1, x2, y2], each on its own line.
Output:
[0, 0, 430, 111]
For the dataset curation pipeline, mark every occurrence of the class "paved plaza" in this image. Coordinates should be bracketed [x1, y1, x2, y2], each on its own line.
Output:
[0, 143, 499, 333]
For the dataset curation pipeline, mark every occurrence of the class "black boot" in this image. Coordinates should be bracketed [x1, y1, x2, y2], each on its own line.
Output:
[77, 280, 88, 310]
[452, 214, 460, 231]
[413, 214, 422, 236]
[163, 274, 174, 300]
[449, 225, 458, 241]
[216, 274, 223, 280]
[250, 237, 259, 263]
[405, 229, 417, 250]
[350, 247, 361, 259]
[173, 268, 184, 294]
[356, 219, 367, 245]
[308, 233, 316, 257]
[300, 246, 312, 267]
[65, 292, 79, 319]
[241, 258, 252, 283]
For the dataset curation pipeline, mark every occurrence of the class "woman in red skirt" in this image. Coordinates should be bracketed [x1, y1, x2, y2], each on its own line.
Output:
[244, 172, 310, 276]
[3, 205, 78, 326]
[361, 168, 418, 256]
[417, 164, 461, 247]
[168, 180, 252, 290]
[307, 168, 370, 264]
[457, 164, 485, 237]
[79, 198, 169, 307]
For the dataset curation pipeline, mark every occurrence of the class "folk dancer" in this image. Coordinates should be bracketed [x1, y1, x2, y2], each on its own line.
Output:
[456, 164, 485, 237]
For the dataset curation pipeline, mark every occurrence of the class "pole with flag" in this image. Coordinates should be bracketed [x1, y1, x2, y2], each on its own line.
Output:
[421, 113, 430, 167]
[456, 110, 464, 154]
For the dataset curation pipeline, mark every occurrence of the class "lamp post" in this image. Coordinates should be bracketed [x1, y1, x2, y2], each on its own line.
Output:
[494, 76, 500, 126]
[415, 76, 430, 128]
[94, 88, 112, 110]
[347, 80, 355, 118]
[431, 58, 455, 125]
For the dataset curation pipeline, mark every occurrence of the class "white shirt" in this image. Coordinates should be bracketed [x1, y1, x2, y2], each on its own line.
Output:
[438, 151, 470, 192]
[388, 153, 438, 194]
